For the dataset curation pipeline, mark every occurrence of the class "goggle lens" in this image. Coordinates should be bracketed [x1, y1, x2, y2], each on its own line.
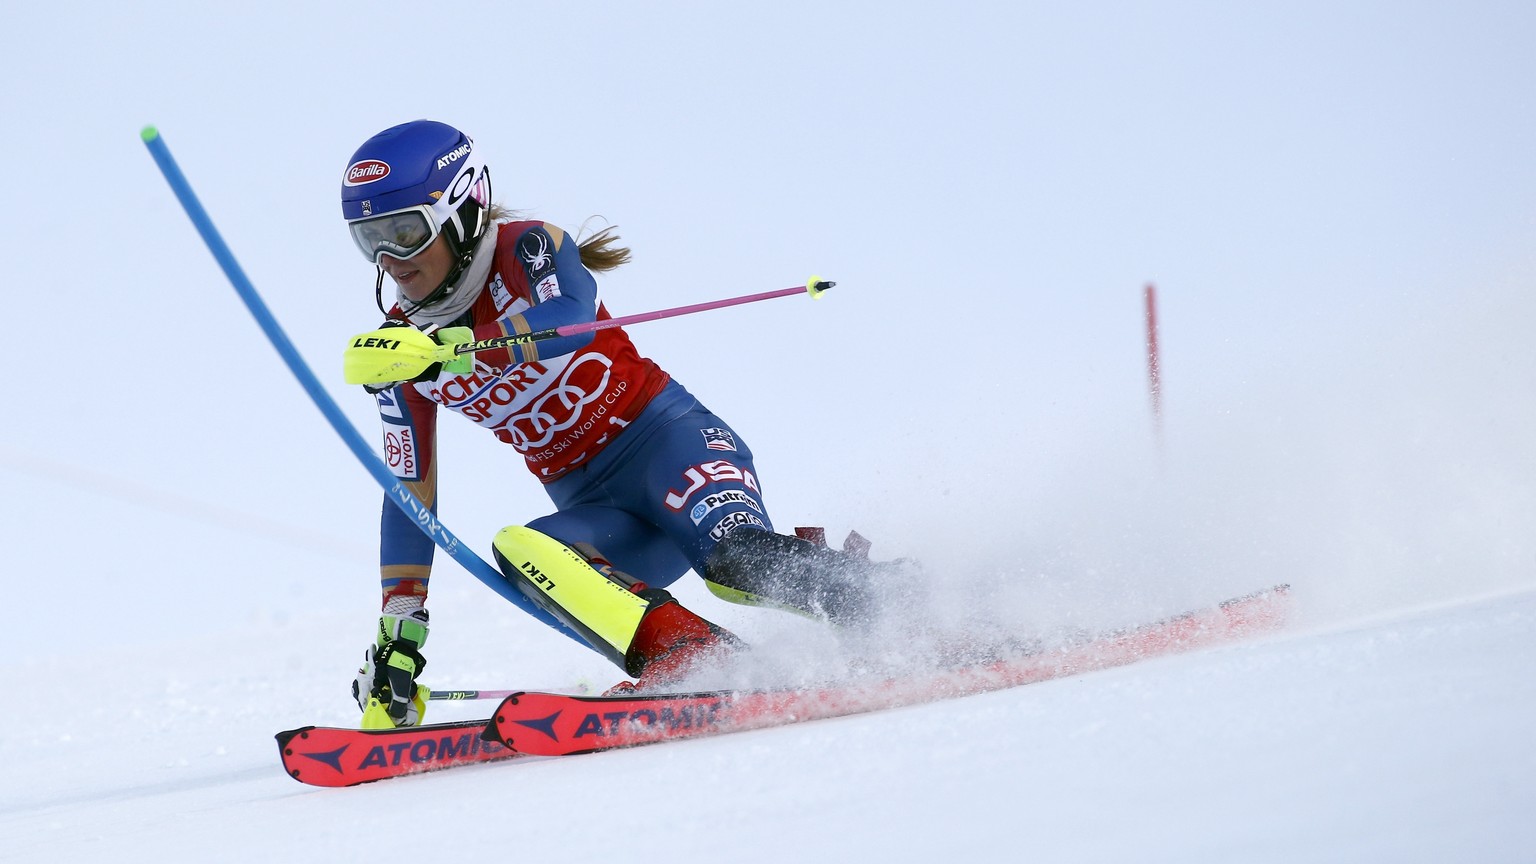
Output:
[348, 207, 439, 264]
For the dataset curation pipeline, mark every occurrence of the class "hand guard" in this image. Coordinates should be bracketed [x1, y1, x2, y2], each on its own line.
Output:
[351, 608, 431, 728]
[345, 320, 475, 392]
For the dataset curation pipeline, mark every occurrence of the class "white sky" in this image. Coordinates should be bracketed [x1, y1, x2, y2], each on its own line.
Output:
[3, 1, 1533, 659]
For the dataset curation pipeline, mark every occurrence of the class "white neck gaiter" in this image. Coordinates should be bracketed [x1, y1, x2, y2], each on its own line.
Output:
[399, 224, 499, 328]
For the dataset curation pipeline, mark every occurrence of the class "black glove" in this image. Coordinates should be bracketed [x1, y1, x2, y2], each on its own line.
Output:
[351, 608, 430, 727]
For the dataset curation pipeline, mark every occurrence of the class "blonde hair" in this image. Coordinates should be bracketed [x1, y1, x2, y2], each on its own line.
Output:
[488, 205, 632, 273]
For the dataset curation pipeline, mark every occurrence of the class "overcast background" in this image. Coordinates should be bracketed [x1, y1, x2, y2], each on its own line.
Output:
[2, 2, 1534, 861]
[3, 0, 1532, 678]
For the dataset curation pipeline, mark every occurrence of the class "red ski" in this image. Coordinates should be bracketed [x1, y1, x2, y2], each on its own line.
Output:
[488, 584, 1291, 756]
[275, 718, 516, 787]
[277, 585, 1289, 781]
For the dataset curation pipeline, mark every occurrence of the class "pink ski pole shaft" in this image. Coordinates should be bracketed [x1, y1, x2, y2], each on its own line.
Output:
[429, 685, 588, 701]
[428, 689, 519, 702]
[444, 276, 833, 359]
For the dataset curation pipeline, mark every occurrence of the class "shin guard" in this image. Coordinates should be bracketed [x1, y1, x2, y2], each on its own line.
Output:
[492, 526, 737, 680]
[493, 526, 656, 673]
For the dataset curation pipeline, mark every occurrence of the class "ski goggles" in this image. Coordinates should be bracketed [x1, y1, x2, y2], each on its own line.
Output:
[347, 205, 441, 265]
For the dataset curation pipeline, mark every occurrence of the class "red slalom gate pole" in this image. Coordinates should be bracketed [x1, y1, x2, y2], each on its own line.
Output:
[1144, 283, 1164, 442]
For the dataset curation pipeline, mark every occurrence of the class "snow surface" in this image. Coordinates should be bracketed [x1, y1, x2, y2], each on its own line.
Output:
[3, 2, 1535, 861]
[4, 588, 1534, 862]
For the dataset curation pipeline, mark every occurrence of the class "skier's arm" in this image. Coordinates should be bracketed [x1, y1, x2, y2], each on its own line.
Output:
[351, 382, 438, 728]
[374, 383, 439, 609]
[471, 223, 602, 365]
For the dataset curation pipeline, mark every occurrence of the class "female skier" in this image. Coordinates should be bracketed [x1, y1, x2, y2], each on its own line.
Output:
[339, 120, 884, 727]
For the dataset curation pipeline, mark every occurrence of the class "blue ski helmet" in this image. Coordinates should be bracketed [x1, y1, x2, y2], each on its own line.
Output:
[340, 120, 492, 267]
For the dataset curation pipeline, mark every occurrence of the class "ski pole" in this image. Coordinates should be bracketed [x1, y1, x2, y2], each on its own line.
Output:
[441, 278, 833, 360]
[428, 685, 588, 701]
[343, 272, 834, 389]
[140, 125, 595, 653]
[428, 689, 517, 701]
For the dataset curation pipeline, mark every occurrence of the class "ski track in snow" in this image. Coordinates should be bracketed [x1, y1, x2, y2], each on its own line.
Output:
[4, 587, 1533, 863]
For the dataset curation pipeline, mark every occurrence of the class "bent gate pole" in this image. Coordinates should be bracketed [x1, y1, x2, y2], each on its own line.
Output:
[140, 125, 590, 651]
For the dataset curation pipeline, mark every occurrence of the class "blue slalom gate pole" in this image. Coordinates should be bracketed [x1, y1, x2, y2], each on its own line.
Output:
[140, 125, 588, 651]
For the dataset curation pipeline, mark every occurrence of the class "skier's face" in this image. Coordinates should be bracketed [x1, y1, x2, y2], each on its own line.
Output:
[379, 234, 454, 303]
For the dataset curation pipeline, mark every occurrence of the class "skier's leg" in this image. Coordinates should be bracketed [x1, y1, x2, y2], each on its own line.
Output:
[620, 406, 894, 626]
[527, 505, 694, 589]
[491, 512, 740, 686]
[701, 528, 895, 626]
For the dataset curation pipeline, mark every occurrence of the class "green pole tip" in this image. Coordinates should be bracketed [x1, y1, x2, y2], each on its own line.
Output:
[140, 125, 159, 142]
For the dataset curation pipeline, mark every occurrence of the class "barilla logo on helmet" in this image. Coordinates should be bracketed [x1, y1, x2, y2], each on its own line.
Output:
[344, 159, 391, 186]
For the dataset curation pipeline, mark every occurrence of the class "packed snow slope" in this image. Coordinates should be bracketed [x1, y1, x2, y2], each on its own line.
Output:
[2, 2, 1535, 862]
[4, 586, 1534, 862]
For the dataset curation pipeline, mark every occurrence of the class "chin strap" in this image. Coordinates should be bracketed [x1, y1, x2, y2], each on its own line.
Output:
[371, 242, 477, 321]
[373, 268, 388, 317]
